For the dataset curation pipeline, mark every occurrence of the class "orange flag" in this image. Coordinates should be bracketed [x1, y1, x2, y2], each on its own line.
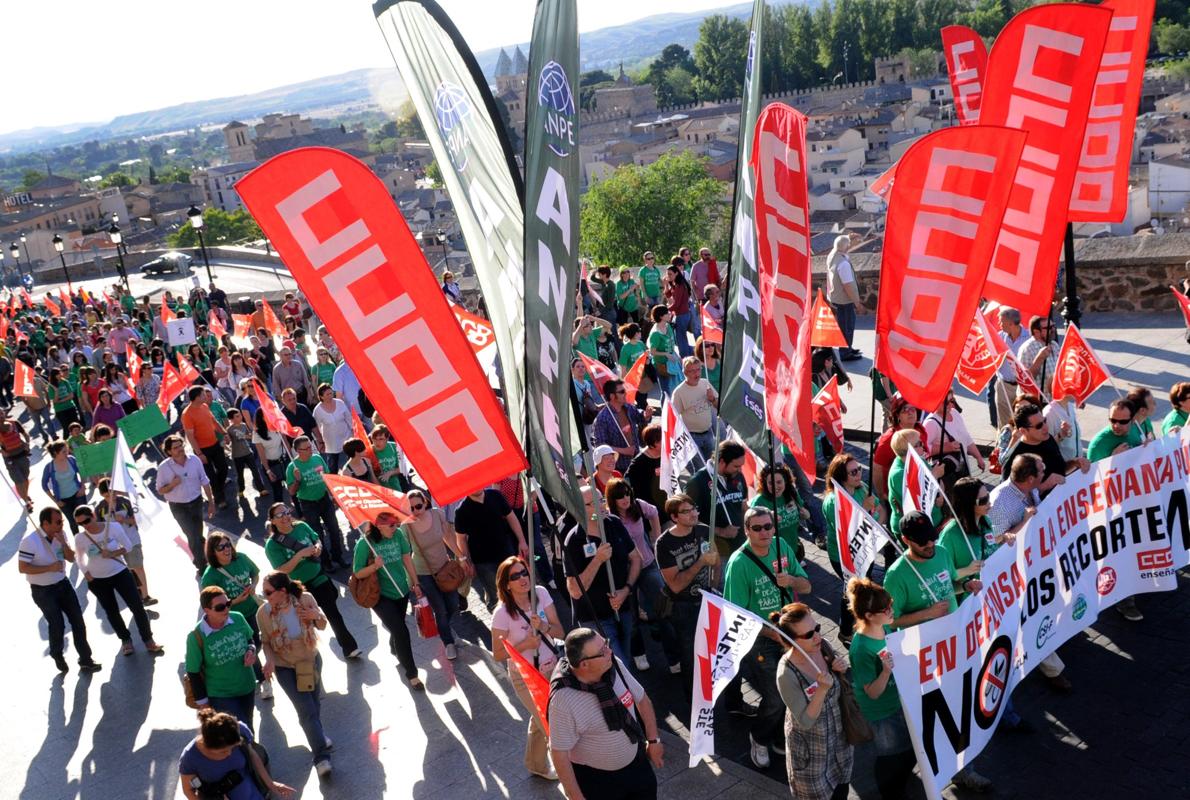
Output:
[1051, 324, 1111, 405]
[1173, 285, 1190, 331]
[58, 288, 71, 307]
[207, 310, 227, 338]
[160, 296, 176, 324]
[503, 637, 551, 736]
[232, 314, 253, 339]
[157, 363, 187, 413]
[254, 379, 303, 438]
[351, 406, 379, 470]
[622, 351, 649, 406]
[176, 353, 202, 385]
[811, 374, 845, 452]
[810, 289, 848, 348]
[126, 341, 143, 379]
[0, 314, 8, 340]
[44, 295, 61, 317]
[323, 473, 410, 528]
[261, 301, 286, 337]
[14, 359, 35, 397]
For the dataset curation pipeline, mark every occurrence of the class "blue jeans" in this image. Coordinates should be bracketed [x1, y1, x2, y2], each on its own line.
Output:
[581, 613, 634, 667]
[418, 574, 459, 646]
[630, 563, 680, 665]
[274, 656, 331, 764]
[832, 302, 857, 352]
[297, 493, 345, 567]
[210, 692, 256, 735]
[690, 428, 716, 462]
[673, 312, 693, 357]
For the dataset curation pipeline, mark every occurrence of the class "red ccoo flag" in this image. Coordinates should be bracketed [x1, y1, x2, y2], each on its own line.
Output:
[253, 379, 304, 438]
[176, 353, 202, 386]
[351, 406, 379, 471]
[323, 472, 410, 528]
[14, 359, 35, 397]
[622, 351, 649, 406]
[700, 306, 723, 345]
[577, 351, 617, 400]
[232, 314, 253, 339]
[1051, 323, 1111, 405]
[207, 310, 228, 338]
[956, 310, 1007, 395]
[811, 374, 845, 454]
[503, 637, 551, 736]
[941, 26, 988, 126]
[810, 288, 848, 349]
[157, 362, 188, 414]
[160, 296, 176, 324]
[126, 342, 143, 380]
[44, 295, 61, 317]
[261, 300, 286, 338]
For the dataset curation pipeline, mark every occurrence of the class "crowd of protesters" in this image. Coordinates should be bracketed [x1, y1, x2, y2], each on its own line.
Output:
[5, 260, 1188, 800]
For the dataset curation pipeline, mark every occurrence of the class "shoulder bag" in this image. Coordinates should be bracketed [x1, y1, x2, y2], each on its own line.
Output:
[181, 626, 205, 709]
[741, 545, 794, 605]
[409, 516, 466, 593]
[824, 643, 874, 745]
[348, 550, 380, 608]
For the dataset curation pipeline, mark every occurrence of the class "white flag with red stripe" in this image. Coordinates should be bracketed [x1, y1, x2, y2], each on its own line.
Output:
[903, 445, 941, 518]
[832, 480, 891, 580]
[660, 397, 700, 496]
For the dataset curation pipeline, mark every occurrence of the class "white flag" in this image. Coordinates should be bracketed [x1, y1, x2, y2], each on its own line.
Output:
[689, 591, 765, 767]
[831, 480, 891, 581]
[903, 446, 941, 519]
[111, 431, 169, 523]
[660, 398, 700, 496]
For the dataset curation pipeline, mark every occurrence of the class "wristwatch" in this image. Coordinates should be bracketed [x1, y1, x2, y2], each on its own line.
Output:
[646, 738, 661, 745]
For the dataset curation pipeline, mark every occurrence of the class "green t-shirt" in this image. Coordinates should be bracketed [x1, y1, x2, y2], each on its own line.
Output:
[849, 633, 901, 722]
[749, 494, 802, 552]
[353, 532, 411, 600]
[639, 265, 661, 298]
[201, 552, 262, 616]
[647, 326, 674, 367]
[822, 484, 872, 564]
[1087, 425, 1138, 462]
[887, 456, 943, 536]
[1162, 408, 1188, 436]
[286, 455, 329, 501]
[184, 612, 257, 699]
[938, 518, 991, 602]
[312, 361, 337, 388]
[574, 331, 599, 359]
[885, 547, 959, 624]
[52, 381, 76, 411]
[374, 442, 404, 491]
[264, 521, 327, 588]
[705, 362, 721, 391]
[618, 339, 646, 370]
[722, 538, 808, 619]
[615, 278, 639, 312]
[120, 294, 136, 314]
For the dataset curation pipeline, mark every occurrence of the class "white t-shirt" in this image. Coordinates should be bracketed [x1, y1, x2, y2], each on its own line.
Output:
[491, 586, 556, 669]
[252, 429, 286, 462]
[923, 410, 973, 455]
[74, 522, 133, 580]
[18, 530, 69, 587]
[313, 399, 353, 454]
[672, 378, 715, 434]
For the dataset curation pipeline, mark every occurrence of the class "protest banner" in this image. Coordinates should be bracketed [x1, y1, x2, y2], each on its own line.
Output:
[323, 473, 411, 528]
[941, 25, 987, 126]
[166, 317, 197, 347]
[75, 439, 118, 478]
[753, 103, 814, 478]
[689, 591, 765, 766]
[115, 404, 170, 447]
[887, 428, 1190, 798]
[236, 147, 526, 504]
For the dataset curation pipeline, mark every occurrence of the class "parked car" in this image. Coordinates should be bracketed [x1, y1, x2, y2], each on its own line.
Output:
[142, 252, 193, 275]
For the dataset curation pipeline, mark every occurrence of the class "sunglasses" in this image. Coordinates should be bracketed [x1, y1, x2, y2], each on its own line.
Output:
[1109, 417, 1132, 426]
[508, 570, 529, 581]
[847, 467, 862, 476]
[748, 522, 775, 532]
[579, 643, 611, 662]
[211, 602, 230, 613]
[409, 503, 425, 512]
[271, 509, 292, 519]
[1030, 421, 1046, 430]
[214, 542, 233, 552]
[976, 496, 991, 505]
[75, 516, 93, 524]
[791, 624, 822, 640]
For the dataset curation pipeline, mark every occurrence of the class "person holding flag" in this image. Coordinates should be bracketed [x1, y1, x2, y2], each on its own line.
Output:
[1017, 315, 1059, 401]
[723, 507, 811, 769]
[671, 356, 718, 460]
[490, 555, 564, 782]
[886, 430, 943, 538]
[686, 440, 747, 559]
[936, 478, 993, 604]
[654, 493, 717, 699]
[821, 454, 883, 645]
[591, 379, 650, 474]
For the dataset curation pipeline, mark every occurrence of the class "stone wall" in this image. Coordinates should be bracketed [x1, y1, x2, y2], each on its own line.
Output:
[809, 232, 1190, 314]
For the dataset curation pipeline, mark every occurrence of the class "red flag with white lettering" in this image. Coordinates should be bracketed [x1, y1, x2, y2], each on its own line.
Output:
[903, 446, 942, 517]
[1051, 323, 1111, 405]
[156, 362, 187, 414]
[1006, 351, 1042, 397]
[323, 472, 410, 528]
[176, 353, 202, 386]
[207, 310, 227, 338]
[578, 351, 617, 400]
[955, 310, 1006, 395]
[811, 375, 845, 454]
[126, 342, 143, 380]
[979, 3, 1112, 318]
[253, 379, 304, 438]
[832, 479, 891, 580]
[14, 359, 35, 397]
[449, 301, 498, 376]
[1068, 0, 1154, 222]
[752, 103, 815, 477]
[810, 288, 848, 348]
[941, 26, 988, 126]
[261, 300, 287, 338]
[700, 306, 723, 345]
[874, 125, 1026, 411]
[236, 147, 526, 503]
[1173, 285, 1190, 330]
[622, 351, 649, 406]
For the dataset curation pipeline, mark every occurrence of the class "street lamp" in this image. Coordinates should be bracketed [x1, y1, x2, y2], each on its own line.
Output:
[9, 242, 21, 281]
[108, 222, 131, 293]
[52, 234, 72, 293]
[187, 204, 214, 284]
[436, 228, 449, 265]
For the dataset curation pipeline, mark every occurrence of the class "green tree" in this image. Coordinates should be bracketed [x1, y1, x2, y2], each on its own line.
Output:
[777, 4, 823, 89]
[425, 160, 443, 188]
[960, 0, 1015, 38]
[887, 0, 918, 55]
[167, 208, 262, 247]
[915, 0, 961, 49]
[579, 69, 615, 111]
[645, 45, 698, 106]
[1155, 20, 1190, 53]
[395, 100, 425, 139]
[19, 170, 44, 190]
[693, 15, 749, 101]
[1169, 57, 1190, 81]
[100, 172, 133, 188]
[581, 151, 726, 267]
[156, 166, 191, 184]
[855, 0, 891, 81]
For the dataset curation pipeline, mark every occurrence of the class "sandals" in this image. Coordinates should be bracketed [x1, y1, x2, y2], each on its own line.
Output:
[145, 641, 165, 654]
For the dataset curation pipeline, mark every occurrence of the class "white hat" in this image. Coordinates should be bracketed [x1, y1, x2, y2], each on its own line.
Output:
[593, 444, 616, 463]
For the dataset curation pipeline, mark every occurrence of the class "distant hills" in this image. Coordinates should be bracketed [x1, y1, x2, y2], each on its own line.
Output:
[0, 2, 765, 154]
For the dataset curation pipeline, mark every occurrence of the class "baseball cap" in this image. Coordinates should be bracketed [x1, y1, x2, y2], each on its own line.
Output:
[900, 511, 938, 544]
[593, 444, 616, 463]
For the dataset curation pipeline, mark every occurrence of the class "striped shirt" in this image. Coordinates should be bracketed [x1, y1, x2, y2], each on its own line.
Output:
[548, 658, 645, 771]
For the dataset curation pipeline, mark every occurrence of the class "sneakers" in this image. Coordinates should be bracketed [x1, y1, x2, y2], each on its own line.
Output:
[633, 654, 651, 671]
[668, 663, 682, 675]
[315, 758, 333, 778]
[346, 648, 363, 660]
[770, 739, 786, 756]
[121, 641, 135, 657]
[53, 655, 69, 673]
[142, 597, 159, 607]
[145, 641, 165, 655]
[408, 675, 425, 691]
[79, 660, 102, 673]
[259, 679, 274, 701]
[951, 767, 993, 792]
[1117, 598, 1143, 622]
[749, 735, 771, 769]
[323, 736, 334, 752]
[445, 644, 458, 661]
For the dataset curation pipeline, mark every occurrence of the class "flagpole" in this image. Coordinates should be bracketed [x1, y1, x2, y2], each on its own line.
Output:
[882, 533, 941, 604]
[867, 392, 878, 494]
[697, 589, 812, 661]
[766, 430, 783, 578]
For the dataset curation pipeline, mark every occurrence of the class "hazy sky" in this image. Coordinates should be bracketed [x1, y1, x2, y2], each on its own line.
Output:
[6, 0, 735, 134]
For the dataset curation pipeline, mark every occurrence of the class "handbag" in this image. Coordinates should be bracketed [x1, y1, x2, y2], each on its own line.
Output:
[415, 597, 439, 639]
[295, 659, 317, 693]
[348, 551, 380, 608]
[408, 515, 466, 592]
[182, 627, 205, 709]
[825, 645, 874, 745]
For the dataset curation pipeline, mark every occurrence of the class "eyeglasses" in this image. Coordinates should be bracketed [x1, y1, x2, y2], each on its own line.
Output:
[677, 506, 696, 515]
[271, 509, 292, 519]
[791, 624, 822, 640]
[579, 643, 611, 662]
[846, 467, 862, 476]
[211, 602, 230, 613]
[1109, 417, 1132, 426]
[508, 570, 529, 581]
[214, 542, 233, 552]
[748, 522, 775, 532]
[976, 496, 991, 505]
